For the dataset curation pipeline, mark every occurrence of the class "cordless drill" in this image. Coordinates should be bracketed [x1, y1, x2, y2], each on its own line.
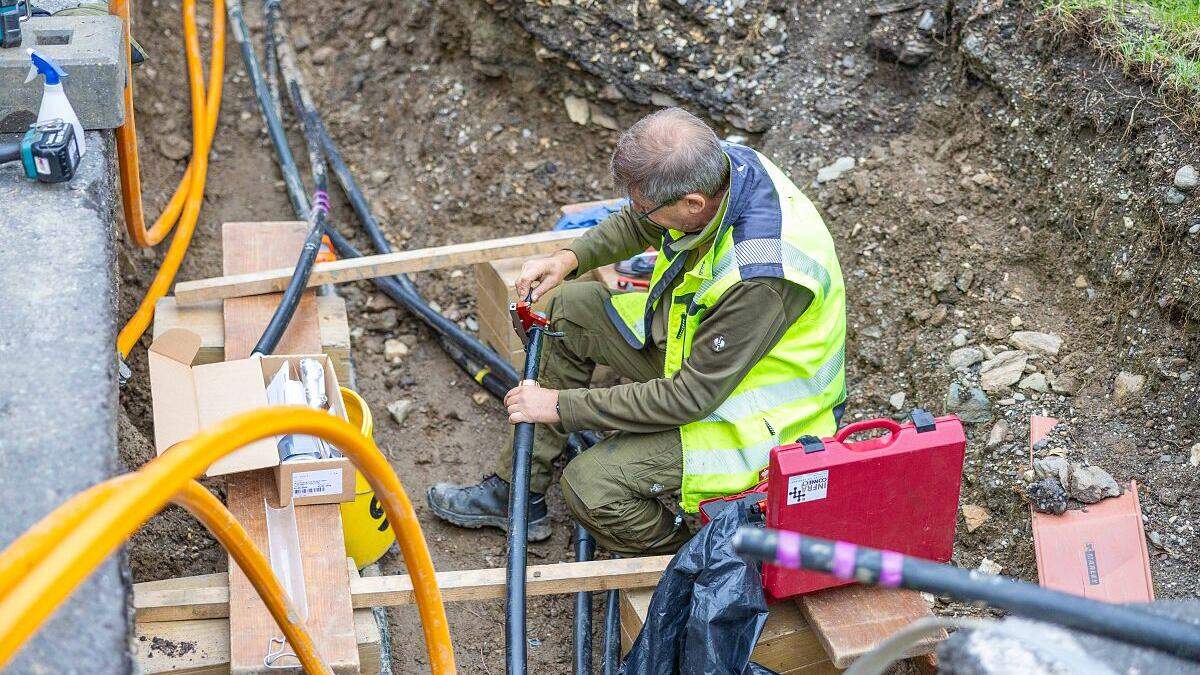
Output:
[0, 0, 27, 49]
[0, 119, 81, 183]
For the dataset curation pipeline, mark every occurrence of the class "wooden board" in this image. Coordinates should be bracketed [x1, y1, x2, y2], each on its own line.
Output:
[177, 228, 586, 306]
[1029, 416, 1154, 602]
[221, 222, 359, 675]
[154, 295, 351, 381]
[620, 588, 838, 674]
[134, 608, 380, 675]
[135, 555, 675, 623]
[795, 585, 943, 668]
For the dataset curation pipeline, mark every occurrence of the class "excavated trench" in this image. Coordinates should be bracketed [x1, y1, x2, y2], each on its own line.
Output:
[117, 0, 1198, 671]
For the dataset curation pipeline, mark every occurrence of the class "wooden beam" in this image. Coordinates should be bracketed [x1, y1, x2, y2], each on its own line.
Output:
[795, 585, 944, 668]
[220, 222, 359, 675]
[134, 556, 674, 623]
[175, 228, 585, 306]
[154, 295, 351, 381]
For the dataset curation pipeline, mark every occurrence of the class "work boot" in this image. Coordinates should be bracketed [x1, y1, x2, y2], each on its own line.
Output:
[426, 474, 552, 542]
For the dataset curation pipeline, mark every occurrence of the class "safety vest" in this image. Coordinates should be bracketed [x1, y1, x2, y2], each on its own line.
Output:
[606, 145, 846, 512]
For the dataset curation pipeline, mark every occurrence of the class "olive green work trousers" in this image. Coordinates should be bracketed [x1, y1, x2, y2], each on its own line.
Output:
[495, 280, 691, 555]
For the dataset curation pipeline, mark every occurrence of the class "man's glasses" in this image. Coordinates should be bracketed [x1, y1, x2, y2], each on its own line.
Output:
[633, 198, 674, 227]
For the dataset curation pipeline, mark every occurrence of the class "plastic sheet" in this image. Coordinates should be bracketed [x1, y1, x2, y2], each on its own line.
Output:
[620, 501, 776, 675]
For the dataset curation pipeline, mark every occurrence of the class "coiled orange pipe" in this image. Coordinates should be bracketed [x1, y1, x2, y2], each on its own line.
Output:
[0, 407, 455, 673]
[114, 0, 225, 358]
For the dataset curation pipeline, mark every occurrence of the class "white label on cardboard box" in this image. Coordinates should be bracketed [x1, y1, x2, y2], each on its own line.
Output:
[291, 468, 344, 498]
[786, 469, 828, 505]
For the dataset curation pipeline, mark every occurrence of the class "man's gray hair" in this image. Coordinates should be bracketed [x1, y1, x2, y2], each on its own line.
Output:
[610, 107, 729, 205]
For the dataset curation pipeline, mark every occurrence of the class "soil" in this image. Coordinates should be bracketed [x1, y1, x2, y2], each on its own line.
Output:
[117, 0, 1199, 672]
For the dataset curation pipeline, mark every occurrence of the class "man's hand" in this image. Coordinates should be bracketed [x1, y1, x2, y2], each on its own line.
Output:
[504, 383, 561, 425]
[515, 249, 578, 302]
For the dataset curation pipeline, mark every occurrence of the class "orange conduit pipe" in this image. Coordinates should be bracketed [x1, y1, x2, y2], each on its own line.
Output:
[0, 407, 455, 673]
[114, 0, 225, 358]
[0, 478, 329, 674]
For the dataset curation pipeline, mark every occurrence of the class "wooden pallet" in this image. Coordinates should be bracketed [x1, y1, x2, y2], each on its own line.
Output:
[153, 295, 351, 381]
[220, 222, 359, 674]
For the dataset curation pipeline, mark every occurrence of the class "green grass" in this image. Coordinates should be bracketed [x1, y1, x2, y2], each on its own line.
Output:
[1043, 0, 1200, 98]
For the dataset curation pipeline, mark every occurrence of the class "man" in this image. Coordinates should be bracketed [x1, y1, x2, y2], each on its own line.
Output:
[428, 107, 846, 554]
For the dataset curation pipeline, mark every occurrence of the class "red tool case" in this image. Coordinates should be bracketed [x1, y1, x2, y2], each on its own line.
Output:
[761, 412, 966, 598]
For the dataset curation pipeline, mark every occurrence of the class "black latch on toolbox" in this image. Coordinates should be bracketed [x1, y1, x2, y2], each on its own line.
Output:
[798, 435, 825, 453]
[911, 408, 936, 432]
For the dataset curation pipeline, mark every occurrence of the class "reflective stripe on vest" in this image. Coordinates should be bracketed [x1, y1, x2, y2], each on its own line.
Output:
[701, 348, 844, 423]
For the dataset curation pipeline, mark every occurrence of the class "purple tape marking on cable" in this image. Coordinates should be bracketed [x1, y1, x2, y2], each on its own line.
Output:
[832, 541, 857, 580]
[880, 551, 903, 587]
[776, 531, 801, 569]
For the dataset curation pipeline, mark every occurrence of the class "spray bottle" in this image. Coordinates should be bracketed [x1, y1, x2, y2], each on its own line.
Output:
[24, 49, 85, 156]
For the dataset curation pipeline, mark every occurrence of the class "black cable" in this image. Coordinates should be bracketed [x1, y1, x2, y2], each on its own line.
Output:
[601, 582, 621, 675]
[733, 527, 1200, 661]
[565, 436, 596, 675]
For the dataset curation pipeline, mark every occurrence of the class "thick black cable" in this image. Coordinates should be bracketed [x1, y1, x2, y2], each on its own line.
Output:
[733, 527, 1200, 661]
[249, 2, 328, 356]
[601, 584, 621, 675]
[565, 436, 596, 675]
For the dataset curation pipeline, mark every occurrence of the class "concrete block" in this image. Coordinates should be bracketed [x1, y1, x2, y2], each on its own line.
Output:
[0, 129, 132, 673]
[0, 15, 125, 132]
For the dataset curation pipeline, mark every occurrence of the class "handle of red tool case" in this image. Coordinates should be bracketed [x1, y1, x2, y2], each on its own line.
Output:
[834, 418, 903, 450]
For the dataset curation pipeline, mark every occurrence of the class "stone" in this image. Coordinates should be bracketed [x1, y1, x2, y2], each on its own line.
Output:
[1191, 443, 1200, 467]
[1113, 371, 1145, 402]
[1174, 165, 1198, 191]
[1009, 331, 1062, 357]
[979, 350, 1029, 391]
[1009, 316, 1023, 329]
[948, 347, 984, 370]
[1068, 464, 1122, 503]
[1165, 187, 1186, 205]
[951, 330, 969, 348]
[816, 156, 855, 183]
[563, 95, 590, 125]
[1050, 371, 1081, 396]
[1018, 372, 1049, 393]
[977, 558, 1002, 575]
[383, 338, 410, 361]
[1033, 456, 1071, 487]
[1074, 275, 1088, 288]
[158, 133, 191, 160]
[962, 504, 989, 532]
[471, 392, 490, 405]
[589, 103, 619, 130]
[983, 324, 1009, 340]
[889, 391, 906, 411]
[945, 383, 993, 424]
[986, 419, 1008, 449]
[387, 399, 414, 426]
[1025, 478, 1068, 515]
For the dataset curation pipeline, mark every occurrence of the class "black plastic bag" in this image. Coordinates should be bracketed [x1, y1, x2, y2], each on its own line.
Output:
[620, 500, 777, 675]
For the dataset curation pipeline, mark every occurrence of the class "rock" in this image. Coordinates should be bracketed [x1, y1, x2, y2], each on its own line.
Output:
[1165, 187, 1186, 205]
[366, 309, 399, 332]
[979, 350, 1029, 392]
[1018, 372, 1049, 393]
[928, 304, 948, 326]
[1009, 316, 1023, 329]
[951, 330, 969, 348]
[983, 324, 1009, 340]
[816, 157, 855, 183]
[961, 504, 989, 532]
[889, 391, 906, 411]
[948, 347, 984, 370]
[589, 103, 619, 130]
[1033, 456, 1071, 486]
[386, 399, 414, 426]
[471, 392, 490, 406]
[1191, 443, 1200, 467]
[986, 419, 1008, 449]
[1068, 464, 1122, 503]
[1009, 331, 1062, 357]
[1148, 531, 1165, 549]
[1174, 165, 1198, 191]
[1025, 478, 1068, 515]
[1113, 371, 1145, 402]
[1050, 371, 1081, 396]
[977, 558, 1002, 575]
[157, 133, 191, 161]
[1074, 275, 1088, 289]
[945, 383, 993, 424]
[563, 96, 590, 125]
[383, 339, 410, 361]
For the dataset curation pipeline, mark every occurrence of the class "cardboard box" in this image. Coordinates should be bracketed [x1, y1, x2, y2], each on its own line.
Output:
[148, 328, 355, 506]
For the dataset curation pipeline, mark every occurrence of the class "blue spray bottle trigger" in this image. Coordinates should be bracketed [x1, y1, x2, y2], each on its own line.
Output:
[24, 49, 67, 85]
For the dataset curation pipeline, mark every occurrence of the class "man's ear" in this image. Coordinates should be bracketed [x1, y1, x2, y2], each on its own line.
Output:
[682, 193, 707, 214]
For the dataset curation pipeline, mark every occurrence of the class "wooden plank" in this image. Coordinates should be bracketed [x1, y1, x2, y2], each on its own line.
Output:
[221, 222, 359, 675]
[620, 588, 837, 673]
[135, 556, 675, 623]
[795, 585, 943, 668]
[154, 295, 351, 381]
[177, 229, 585, 306]
[134, 609, 380, 675]
[1029, 416, 1154, 602]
